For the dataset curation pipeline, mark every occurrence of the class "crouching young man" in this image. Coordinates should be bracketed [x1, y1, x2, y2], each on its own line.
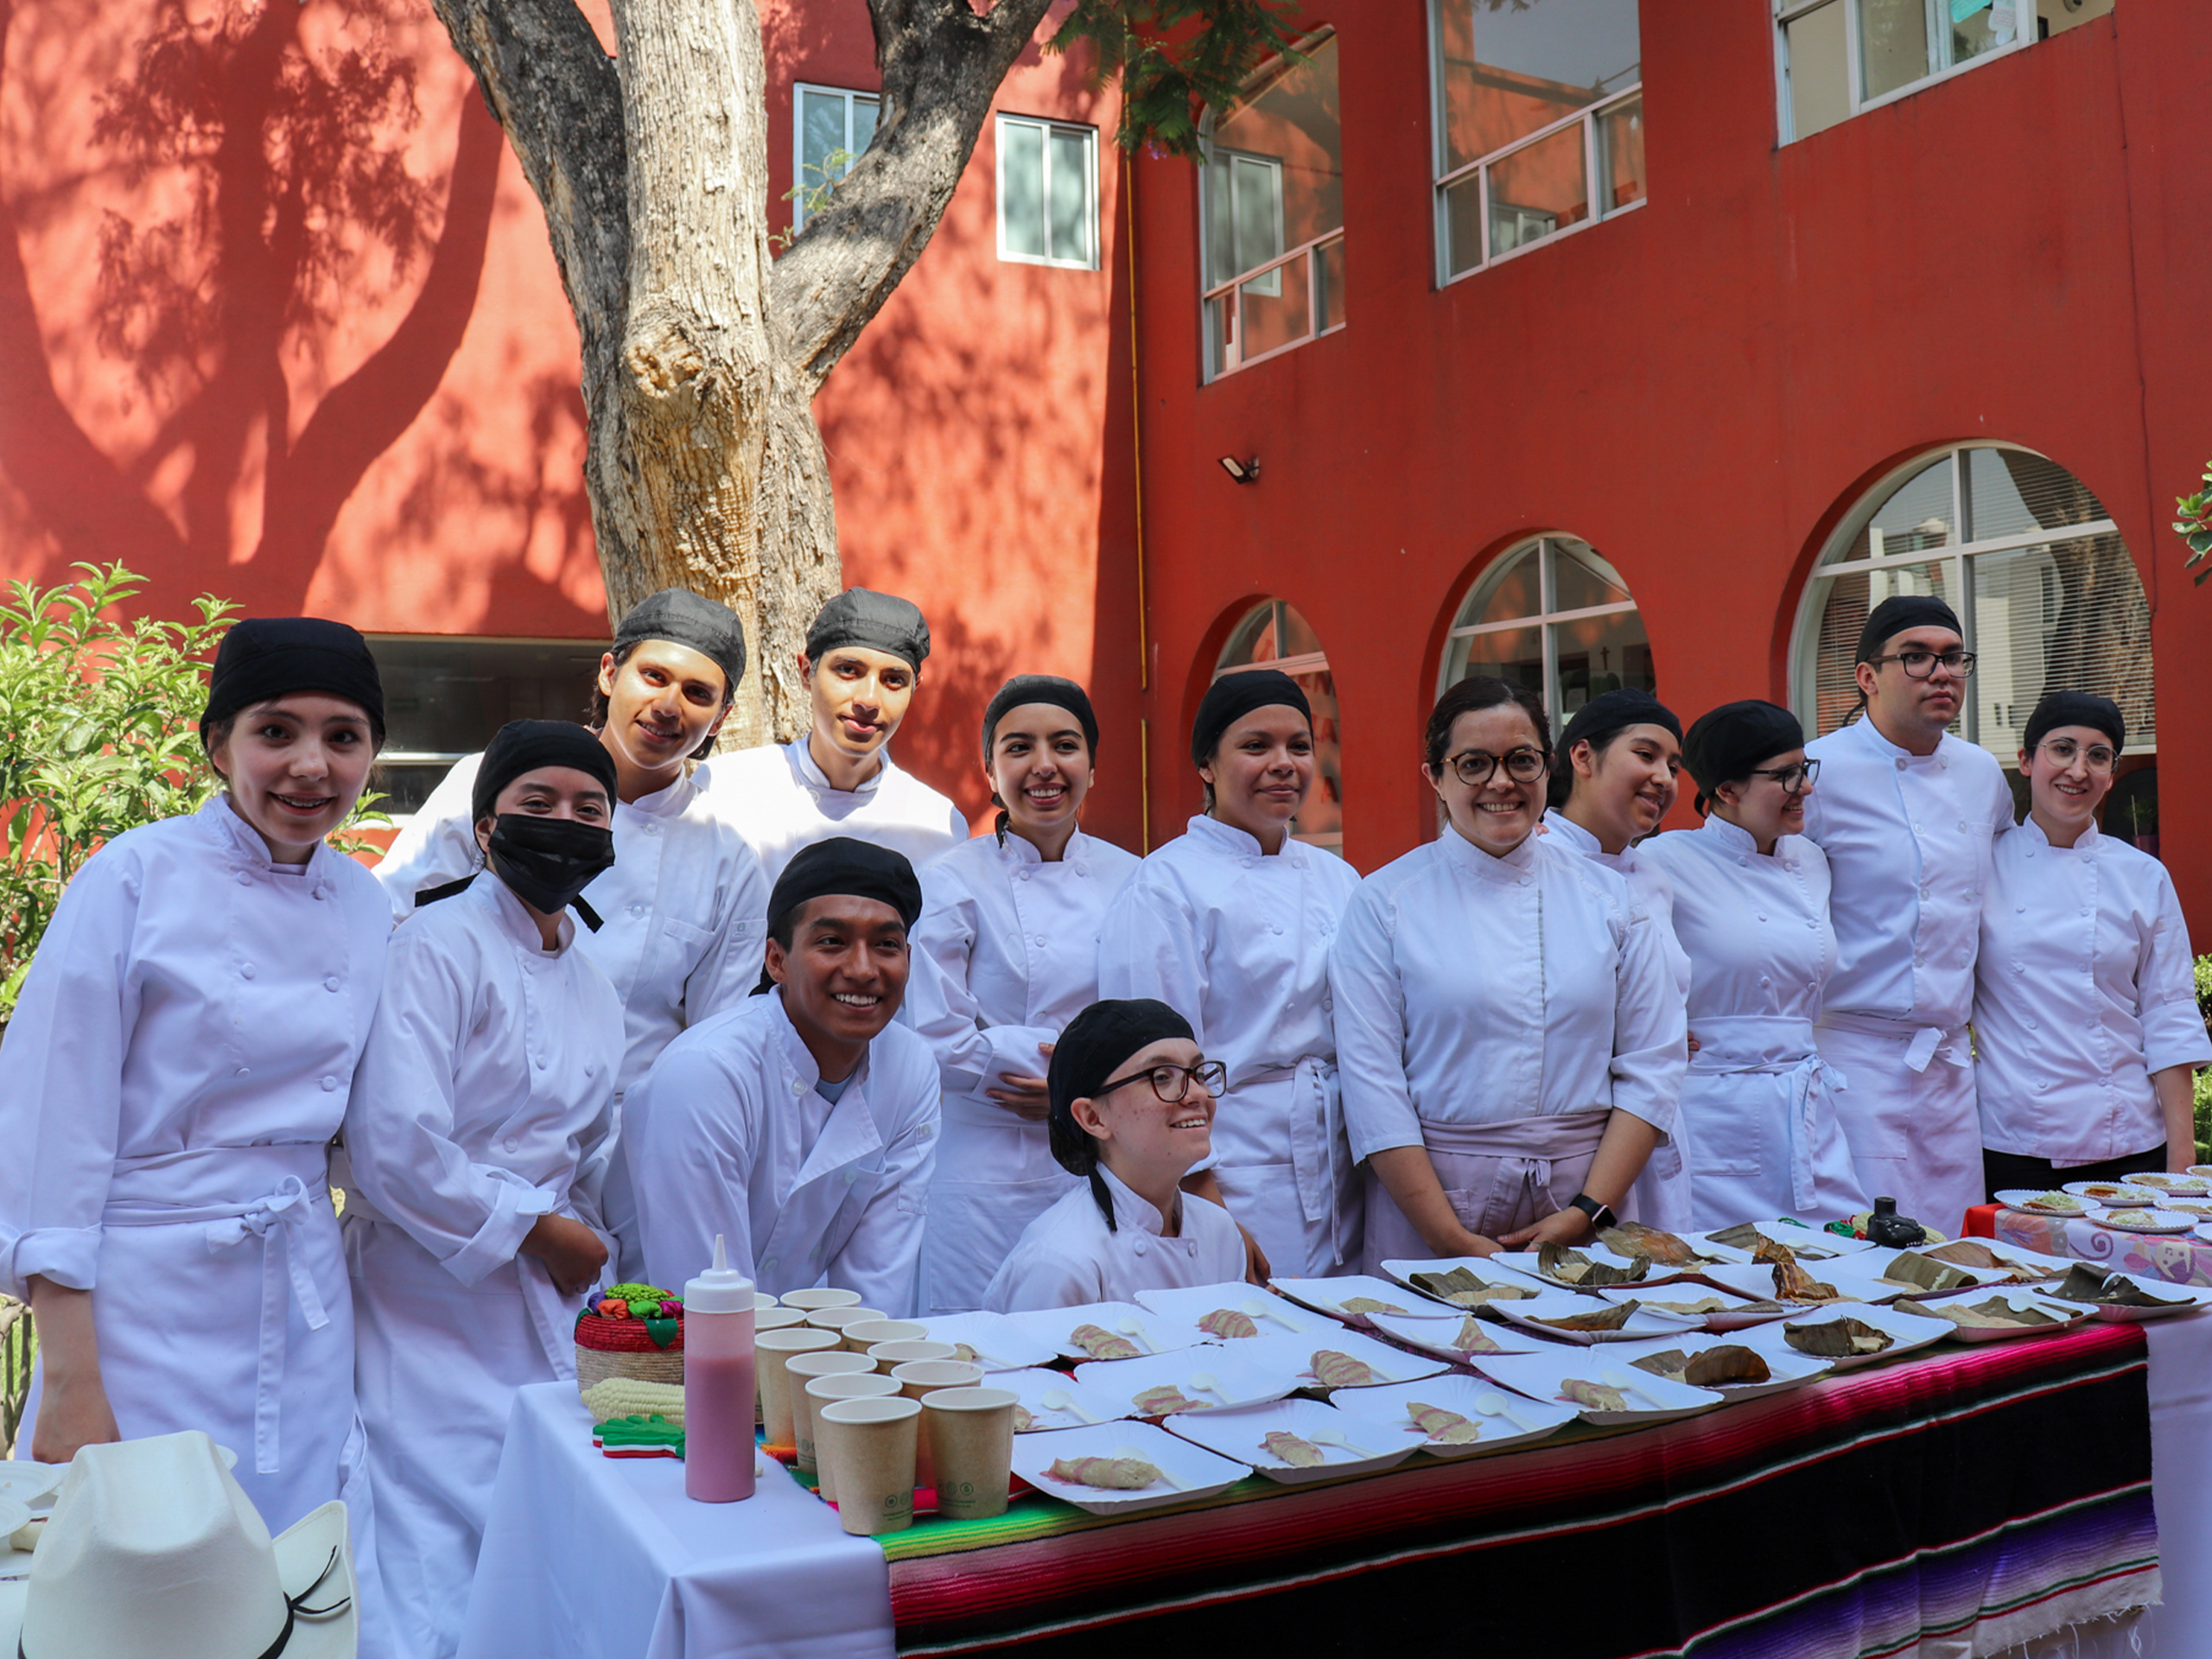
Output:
[627, 837, 939, 1317]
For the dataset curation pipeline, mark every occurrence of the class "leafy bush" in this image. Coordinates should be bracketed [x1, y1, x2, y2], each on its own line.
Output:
[2197, 955, 2212, 1164]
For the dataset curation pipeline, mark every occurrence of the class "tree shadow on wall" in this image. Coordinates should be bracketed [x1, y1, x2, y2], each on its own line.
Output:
[0, 0, 499, 614]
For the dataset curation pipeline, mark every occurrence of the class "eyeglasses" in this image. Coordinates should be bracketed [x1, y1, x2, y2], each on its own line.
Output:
[1747, 759, 1821, 795]
[1443, 747, 1549, 787]
[1092, 1059, 1229, 1104]
[2035, 737, 2118, 774]
[1868, 649, 1978, 679]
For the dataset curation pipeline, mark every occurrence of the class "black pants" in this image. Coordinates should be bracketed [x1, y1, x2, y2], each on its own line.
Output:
[1983, 1144, 2169, 1205]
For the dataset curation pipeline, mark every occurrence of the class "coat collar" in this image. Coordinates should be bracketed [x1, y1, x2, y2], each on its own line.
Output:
[1096, 1164, 1178, 1238]
[2019, 813, 2101, 855]
[790, 734, 892, 798]
[1185, 813, 1303, 864]
[1697, 812, 1760, 856]
[205, 794, 336, 891]
[766, 988, 887, 1190]
[468, 870, 576, 955]
[1436, 817, 1541, 880]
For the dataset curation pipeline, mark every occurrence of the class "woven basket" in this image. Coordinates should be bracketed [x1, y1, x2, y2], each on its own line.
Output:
[574, 1312, 685, 1397]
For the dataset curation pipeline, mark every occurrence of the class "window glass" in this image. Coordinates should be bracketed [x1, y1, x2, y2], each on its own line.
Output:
[1599, 97, 1645, 211]
[1440, 537, 1651, 731]
[1000, 120, 1046, 259]
[1782, 0, 2045, 143]
[1048, 127, 1090, 257]
[1487, 124, 1588, 259]
[366, 637, 606, 817]
[794, 86, 880, 229]
[1859, 0, 1934, 99]
[998, 116, 1097, 270]
[1214, 600, 1344, 854]
[1784, 2, 1852, 138]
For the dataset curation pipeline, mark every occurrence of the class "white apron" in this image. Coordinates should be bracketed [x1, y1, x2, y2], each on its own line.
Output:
[1359, 1109, 1609, 1272]
[1815, 1014, 1980, 1236]
[1681, 1015, 1866, 1230]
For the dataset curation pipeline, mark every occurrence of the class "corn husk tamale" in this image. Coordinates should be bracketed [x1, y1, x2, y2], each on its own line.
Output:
[1528, 1300, 1638, 1332]
[2047, 1263, 2192, 1308]
[1875, 1251, 1977, 1294]
[1408, 1267, 1536, 1307]
[1783, 1315, 1895, 1357]
[1537, 1243, 1649, 1287]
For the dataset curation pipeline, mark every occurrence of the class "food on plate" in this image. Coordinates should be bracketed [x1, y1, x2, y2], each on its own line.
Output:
[2129, 1173, 2209, 1193]
[1198, 1308, 1260, 1339]
[2158, 1200, 2212, 1219]
[2017, 1192, 2087, 1214]
[1632, 1345, 1773, 1388]
[1922, 1240, 2061, 1284]
[1046, 1455, 1162, 1491]
[1714, 1222, 1840, 1259]
[1070, 1323, 1141, 1360]
[1132, 1384, 1205, 1414]
[1526, 1301, 1638, 1333]
[1897, 1296, 2064, 1330]
[1261, 1430, 1326, 1467]
[1872, 1252, 1976, 1294]
[1406, 1402, 1481, 1445]
[2048, 1264, 2194, 1309]
[1339, 1295, 1409, 1317]
[1408, 1267, 1535, 1307]
[2078, 1184, 2145, 1201]
[1641, 1297, 1731, 1317]
[1599, 1222, 1716, 1268]
[1559, 1379, 1630, 1412]
[950, 1343, 981, 1364]
[1012, 1404, 1037, 1432]
[1783, 1316, 1896, 1357]
[1447, 1315, 1505, 1355]
[1537, 1243, 1649, 1287]
[1761, 1246, 1841, 1304]
[2101, 1209, 2164, 1229]
[1311, 1350, 1382, 1388]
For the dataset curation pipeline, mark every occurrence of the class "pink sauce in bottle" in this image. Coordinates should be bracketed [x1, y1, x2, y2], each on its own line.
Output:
[683, 1235, 756, 1502]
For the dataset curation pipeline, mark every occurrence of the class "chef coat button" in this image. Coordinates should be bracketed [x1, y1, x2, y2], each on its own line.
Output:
[1019, 870, 1032, 881]
[1757, 914, 1767, 923]
[630, 904, 645, 918]
[1242, 857, 1255, 869]
[236, 871, 253, 886]
[504, 1136, 521, 1153]
[1270, 922, 1283, 935]
[1955, 821, 1966, 833]
[762, 1256, 778, 1271]
[2027, 1019, 2038, 1030]
[235, 1066, 251, 1077]
[241, 963, 257, 979]
[532, 1055, 546, 1069]
[1760, 976, 1771, 988]
[1034, 936, 1047, 948]
[1895, 759, 1908, 772]
[1133, 1239, 1147, 1256]
[1076, 863, 1090, 876]
[323, 976, 340, 992]
[320, 1076, 338, 1090]
[1517, 877, 1530, 888]
[791, 1079, 805, 1096]
[644, 823, 660, 836]
[2016, 904, 2025, 912]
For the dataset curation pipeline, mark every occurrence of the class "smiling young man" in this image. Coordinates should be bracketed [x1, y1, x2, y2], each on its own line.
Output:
[1802, 594, 2017, 1234]
[699, 588, 969, 887]
[626, 838, 940, 1315]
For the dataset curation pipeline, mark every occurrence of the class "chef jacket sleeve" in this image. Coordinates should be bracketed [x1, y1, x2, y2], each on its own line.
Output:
[1096, 874, 1209, 1046]
[2138, 869, 2212, 1076]
[1327, 880, 1422, 1162]
[825, 1047, 940, 1318]
[371, 753, 486, 923]
[909, 882, 1057, 1096]
[341, 930, 561, 1286]
[0, 849, 142, 1296]
[1607, 906, 1688, 1135]
[983, 1234, 1102, 1313]
[677, 835, 771, 1026]
[1987, 769, 2019, 837]
[630, 1035, 762, 1294]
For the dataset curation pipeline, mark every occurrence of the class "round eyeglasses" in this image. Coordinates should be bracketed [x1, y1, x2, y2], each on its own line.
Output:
[1092, 1059, 1229, 1104]
[1443, 747, 1549, 787]
[2034, 737, 2117, 775]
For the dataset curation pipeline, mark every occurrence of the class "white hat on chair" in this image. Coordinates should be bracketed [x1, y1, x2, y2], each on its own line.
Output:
[0, 1429, 356, 1658]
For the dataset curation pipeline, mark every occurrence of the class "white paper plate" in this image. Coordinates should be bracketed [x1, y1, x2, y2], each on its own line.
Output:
[1071, 1348, 1296, 1414]
[1347, 1375, 1580, 1458]
[994, 1367, 1138, 1432]
[1003, 1300, 1212, 1363]
[1267, 1274, 1457, 1326]
[1912, 1238, 2080, 1286]
[2062, 1180, 2160, 1207]
[1889, 1288, 2092, 1342]
[1233, 1326, 1453, 1388]
[1479, 1243, 1686, 1291]
[1817, 1253, 2018, 1304]
[1697, 1260, 1859, 1309]
[2121, 1173, 2212, 1198]
[1735, 1300, 1952, 1371]
[1593, 1284, 1796, 1332]
[1010, 1420, 1251, 1514]
[2144, 1198, 2212, 1223]
[1163, 1397, 1415, 1484]
[1378, 1255, 1554, 1305]
[2088, 1208, 2201, 1236]
[1686, 1224, 1877, 1263]
[0, 1465, 64, 1508]
[1465, 1351, 1726, 1425]
[1600, 1332, 1834, 1400]
[2040, 1270, 2212, 1324]
[2187, 1166, 2212, 1180]
[1132, 1281, 1327, 1339]
[1491, 1293, 1713, 1345]
[915, 1310, 1062, 1371]
[1994, 1189, 2094, 1220]
[1366, 1307, 1556, 1363]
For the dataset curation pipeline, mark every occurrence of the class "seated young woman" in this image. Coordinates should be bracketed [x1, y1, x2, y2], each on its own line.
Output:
[984, 999, 1248, 1312]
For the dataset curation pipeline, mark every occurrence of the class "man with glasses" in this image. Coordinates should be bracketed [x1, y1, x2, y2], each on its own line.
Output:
[1973, 691, 2207, 1195]
[1802, 594, 2016, 1235]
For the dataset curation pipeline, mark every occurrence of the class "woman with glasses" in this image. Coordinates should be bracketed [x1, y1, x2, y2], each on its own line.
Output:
[1974, 692, 2208, 1194]
[1641, 702, 1867, 1229]
[984, 999, 1246, 1311]
[1541, 687, 1697, 1231]
[1098, 670, 1364, 1280]
[1331, 677, 1684, 1267]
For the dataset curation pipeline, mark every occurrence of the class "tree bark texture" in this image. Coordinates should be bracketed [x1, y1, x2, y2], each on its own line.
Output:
[428, 0, 1056, 744]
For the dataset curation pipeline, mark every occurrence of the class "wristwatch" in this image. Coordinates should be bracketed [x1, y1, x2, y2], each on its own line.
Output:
[1567, 1193, 1616, 1231]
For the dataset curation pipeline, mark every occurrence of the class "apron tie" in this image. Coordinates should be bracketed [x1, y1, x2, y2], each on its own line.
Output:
[201, 1176, 329, 1475]
[1415, 1109, 1611, 1223]
[1246, 1058, 1355, 1262]
[1819, 1009, 1969, 1073]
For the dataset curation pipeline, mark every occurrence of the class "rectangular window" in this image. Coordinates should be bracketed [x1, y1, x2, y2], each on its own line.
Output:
[365, 637, 607, 818]
[1430, 0, 1643, 286]
[1201, 31, 1344, 379]
[793, 84, 880, 230]
[995, 114, 1098, 270]
[1775, 0, 2062, 143]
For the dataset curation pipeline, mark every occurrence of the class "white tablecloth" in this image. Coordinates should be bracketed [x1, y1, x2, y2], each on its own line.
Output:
[2138, 1313, 2212, 1655]
[456, 1385, 893, 1659]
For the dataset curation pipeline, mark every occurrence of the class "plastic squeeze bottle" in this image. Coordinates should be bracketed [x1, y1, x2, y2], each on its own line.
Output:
[684, 1234, 757, 1502]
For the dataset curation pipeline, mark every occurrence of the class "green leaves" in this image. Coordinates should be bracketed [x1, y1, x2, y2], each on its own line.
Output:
[1048, 0, 1309, 160]
[2171, 465, 2212, 586]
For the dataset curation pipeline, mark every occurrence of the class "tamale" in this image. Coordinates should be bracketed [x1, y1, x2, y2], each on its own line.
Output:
[2048, 1264, 2191, 1309]
[1409, 1267, 1535, 1307]
[1896, 1296, 2063, 1330]
[1875, 1251, 1975, 1294]
[1560, 1378, 1629, 1412]
[1599, 1222, 1713, 1268]
[1046, 1455, 1161, 1490]
[1537, 1243, 1649, 1287]
[1131, 1383, 1204, 1414]
[1681, 1344, 1772, 1387]
[1310, 1349, 1381, 1388]
[1261, 1430, 1326, 1467]
[1197, 1308, 1261, 1338]
[1406, 1401, 1481, 1444]
[1527, 1300, 1638, 1332]
[1783, 1315, 1894, 1357]
[1069, 1323, 1141, 1360]
[1339, 1295, 1409, 1316]
[1448, 1314, 1505, 1355]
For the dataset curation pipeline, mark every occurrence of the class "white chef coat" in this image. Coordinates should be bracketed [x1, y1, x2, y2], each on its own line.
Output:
[1974, 818, 2209, 1165]
[983, 1165, 1247, 1313]
[909, 828, 1141, 1312]
[340, 874, 623, 1659]
[0, 797, 397, 1653]
[698, 735, 969, 888]
[626, 988, 940, 1316]
[1640, 817, 1867, 1228]
[1802, 718, 2014, 1230]
[1096, 816, 1365, 1276]
[1541, 809, 1695, 1233]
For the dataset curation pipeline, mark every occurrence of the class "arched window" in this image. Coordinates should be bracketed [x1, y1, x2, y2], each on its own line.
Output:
[1438, 535, 1654, 730]
[1789, 446, 2156, 796]
[1213, 600, 1345, 855]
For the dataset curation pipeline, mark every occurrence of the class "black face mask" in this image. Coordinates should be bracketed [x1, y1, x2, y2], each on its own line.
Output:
[486, 813, 616, 930]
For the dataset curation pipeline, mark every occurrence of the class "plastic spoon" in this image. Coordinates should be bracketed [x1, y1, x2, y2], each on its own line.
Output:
[1040, 1388, 1100, 1425]
[1185, 1372, 1227, 1402]
[1306, 1425, 1380, 1459]
[1471, 1389, 1539, 1433]
[1114, 1445, 1187, 1491]
[1116, 1318, 1155, 1354]
[1242, 1298, 1305, 1332]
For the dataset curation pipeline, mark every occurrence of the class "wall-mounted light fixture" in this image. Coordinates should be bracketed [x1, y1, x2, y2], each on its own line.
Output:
[1217, 455, 1260, 484]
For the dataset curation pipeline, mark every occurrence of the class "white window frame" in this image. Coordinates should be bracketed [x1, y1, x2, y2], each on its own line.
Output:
[995, 113, 1100, 270]
[791, 83, 880, 231]
[1439, 537, 1646, 734]
[1774, 0, 2037, 144]
[1785, 442, 2151, 756]
[1427, 0, 1645, 289]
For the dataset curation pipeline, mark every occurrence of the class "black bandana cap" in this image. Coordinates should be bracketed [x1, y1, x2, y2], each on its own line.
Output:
[1559, 687, 1681, 753]
[1046, 999, 1198, 1234]
[613, 588, 747, 698]
[1855, 594, 1962, 664]
[804, 588, 931, 671]
[470, 720, 620, 823]
[1190, 669, 1311, 768]
[766, 836, 924, 935]
[982, 675, 1099, 760]
[1681, 700, 1806, 805]
[2022, 690, 2125, 753]
[200, 618, 385, 742]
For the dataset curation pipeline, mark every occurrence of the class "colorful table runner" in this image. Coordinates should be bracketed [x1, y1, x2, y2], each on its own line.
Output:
[1994, 1211, 2212, 1286]
[884, 1322, 2157, 1657]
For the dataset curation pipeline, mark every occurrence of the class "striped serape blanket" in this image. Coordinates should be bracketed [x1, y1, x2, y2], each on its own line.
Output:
[885, 1320, 2157, 1656]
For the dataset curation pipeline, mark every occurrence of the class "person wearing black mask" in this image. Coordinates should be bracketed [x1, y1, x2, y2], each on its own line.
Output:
[339, 719, 626, 1659]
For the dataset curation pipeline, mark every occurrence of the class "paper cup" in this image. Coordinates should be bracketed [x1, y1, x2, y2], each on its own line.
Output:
[753, 1291, 779, 1310]
[757, 1327, 842, 1449]
[804, 1306, 887, 1338]
[804, 1373, 901, 1500]
[920, 1387, 1017, 1522]
[785, 1351, 877, 1474]
[755, 1306, 809, 1332]
[890, 1360, 984, 1487]
[817, 1396, 920, 1536]
[866, 1338, 957, 1374]
[781, 1287, 864, 1311]
[842, 1319, 927, 1354]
